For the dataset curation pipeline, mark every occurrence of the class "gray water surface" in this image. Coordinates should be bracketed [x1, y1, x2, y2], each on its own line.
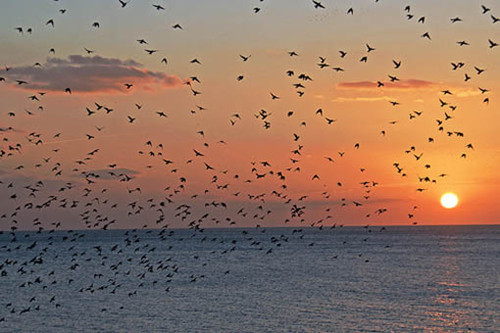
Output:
[1, 225, 498, 332]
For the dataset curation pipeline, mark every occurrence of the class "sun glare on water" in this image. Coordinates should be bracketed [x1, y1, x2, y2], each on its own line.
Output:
[441, 193, 458, 209]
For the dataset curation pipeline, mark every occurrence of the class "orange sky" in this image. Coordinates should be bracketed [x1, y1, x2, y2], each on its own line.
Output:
[0, 0, 498, 231]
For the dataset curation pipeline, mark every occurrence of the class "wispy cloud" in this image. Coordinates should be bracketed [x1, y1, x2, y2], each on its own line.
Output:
[337, 81, 377, 89]
[454, 89, 483, 98]
[0, 126, 14, 132]
[0, 124, 24, 133]
[78, 168, 140, 180]
[332, 96, 393, 103]
[337, 79, 437, 90]
[6, 55, 185, 93]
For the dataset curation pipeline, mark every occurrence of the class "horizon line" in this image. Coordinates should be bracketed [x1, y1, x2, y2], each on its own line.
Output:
[1, 223, 499, 234]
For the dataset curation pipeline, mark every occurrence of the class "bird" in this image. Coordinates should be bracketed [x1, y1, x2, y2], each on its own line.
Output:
[474, 66, 485, 75]
[240, 54, 251, 61]
[312, 1, 325, 9]
[388, 75, 399, 82]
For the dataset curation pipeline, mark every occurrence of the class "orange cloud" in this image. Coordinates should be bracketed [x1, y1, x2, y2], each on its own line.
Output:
[332, 96, 393, 103]
[338, 79, 437, 90]
[5, 55, 185, 93]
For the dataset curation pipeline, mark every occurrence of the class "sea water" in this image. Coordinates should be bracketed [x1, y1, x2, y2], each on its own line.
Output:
[0, 225, 498, 332]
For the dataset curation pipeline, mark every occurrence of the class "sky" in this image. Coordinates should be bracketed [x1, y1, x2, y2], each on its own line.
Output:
[0, 0, 499, 231]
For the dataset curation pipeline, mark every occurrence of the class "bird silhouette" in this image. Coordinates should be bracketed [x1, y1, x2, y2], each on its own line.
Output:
[312, 1, 325, 9]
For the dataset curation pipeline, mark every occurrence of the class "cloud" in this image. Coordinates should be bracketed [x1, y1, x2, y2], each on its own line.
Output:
[454, 89, 482, 98]
[0, 124, 24, 133]
[332, 96, 393, 103]
[0, 126, 15, 132]
[337, 81, 377, 89]
[78, 168, 140, 180]
[6, 55, 185, 93]
[47, 55, 142, 67]
[337, 79, 437, 90]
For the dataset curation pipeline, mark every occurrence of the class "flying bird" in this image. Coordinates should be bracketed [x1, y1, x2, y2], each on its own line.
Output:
[240, 54, 251, 61]
[421, 32, 431, 40]
[312, 1, 325, 9]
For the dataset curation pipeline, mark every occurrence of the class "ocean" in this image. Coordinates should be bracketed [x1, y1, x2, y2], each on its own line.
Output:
[0, 225, 498, 332]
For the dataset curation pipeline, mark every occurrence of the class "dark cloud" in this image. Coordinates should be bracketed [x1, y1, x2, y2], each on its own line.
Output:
[47, 55, 142, 67]
[6, 55, 184, 93]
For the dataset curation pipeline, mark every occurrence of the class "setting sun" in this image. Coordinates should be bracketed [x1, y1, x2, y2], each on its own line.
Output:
[441, 193, 459, 209]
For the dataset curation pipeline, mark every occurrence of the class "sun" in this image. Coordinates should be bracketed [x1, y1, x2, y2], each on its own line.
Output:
[440, 193, 458, 209]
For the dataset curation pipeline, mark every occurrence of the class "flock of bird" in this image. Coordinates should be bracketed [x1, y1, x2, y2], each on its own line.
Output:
[0, 0, 497, 323]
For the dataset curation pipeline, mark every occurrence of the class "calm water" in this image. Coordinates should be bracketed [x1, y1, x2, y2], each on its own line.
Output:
[0, 225, 498, 332]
